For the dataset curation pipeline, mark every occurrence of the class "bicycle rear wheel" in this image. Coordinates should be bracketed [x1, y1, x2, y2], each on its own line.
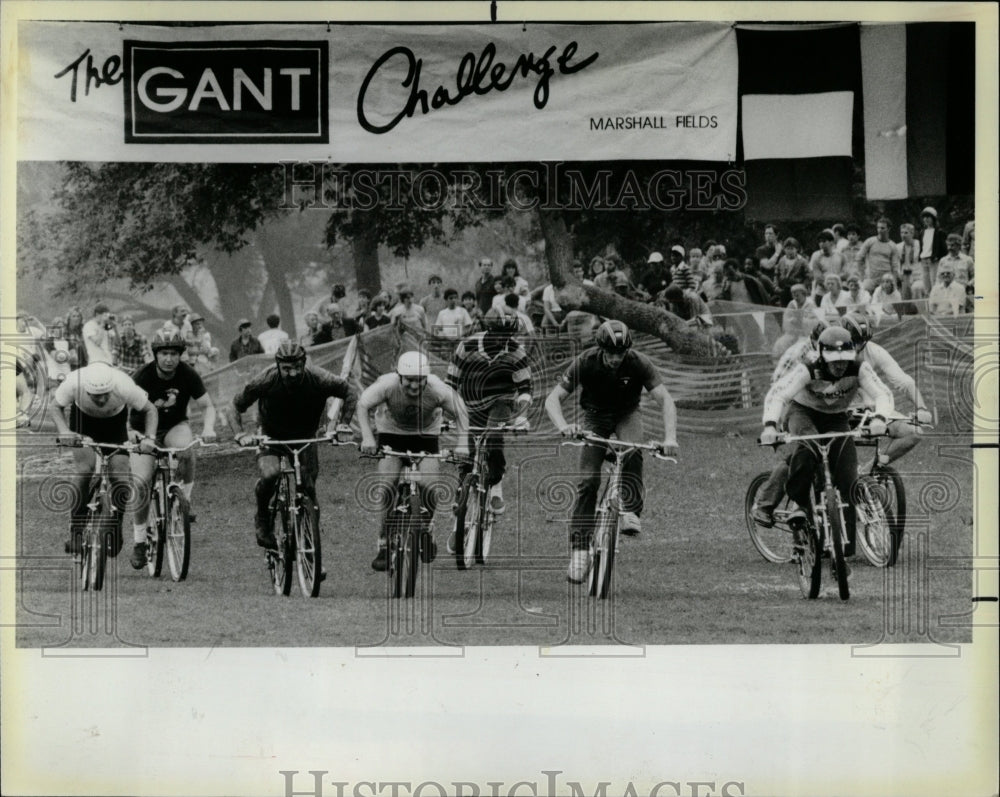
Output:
[86, 491, 110, 591]
[268, 501, 293, 596]
[588, 509, 617, 599]
[745, 471, 797, 563]
[294, 495, 322, 598]
[146, 487, 165, 578]
[854, 475, 892, 568]
[454, 473, 480, 570]
[165, 489, 191, 582]
[827, 490, 850, 601]
[796, 521, 822, 600]
[871, 466, 906, 566]
[476, 488, 494, 566]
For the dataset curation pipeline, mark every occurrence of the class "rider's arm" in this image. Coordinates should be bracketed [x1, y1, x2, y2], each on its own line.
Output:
[512, 345, 533, 407]
[761, 363, 811, 426]
[355, 380, 385, 447]
[544, 383, 572, 432]
[229, 377, 263, 437]
[648, 384, 678, 451]
[192, 393, 216, 439]
[857, 361, 894, 420]
[444, 339, 466, 390]
[136, 399, 158, 440]
[865, 343, 922, 409]
[440, 385, 470, 454]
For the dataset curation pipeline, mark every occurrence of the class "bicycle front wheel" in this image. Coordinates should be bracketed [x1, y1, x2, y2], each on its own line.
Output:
[826, 490, 850, 601]
[146, 487, 165, 578]
[588, 510, 617, 599]
[745, 472, 796, 564]
[454, 473, 480, 570]
[871, 466, 906, 566]
[270, 503, 293, 597]
[390, 514, 419, 599]
[294, 496, 322, 598]
[796, 522, 822, 600]
[165, 489, 191, 582]
[854, 475, 892, 568]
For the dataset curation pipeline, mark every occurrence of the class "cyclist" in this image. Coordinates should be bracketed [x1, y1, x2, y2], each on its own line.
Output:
[127, 332, 219, 568]
[47, 361, 158, 556]
[357, 350, 470, 571]
[445, 306, 533, 520]
[229, 342, 358, 550]
[544, 319, 679, 583]
[758, 326, 892, 548]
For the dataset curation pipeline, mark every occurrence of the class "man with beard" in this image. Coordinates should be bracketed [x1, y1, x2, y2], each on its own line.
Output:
[230, 342, 357, 549]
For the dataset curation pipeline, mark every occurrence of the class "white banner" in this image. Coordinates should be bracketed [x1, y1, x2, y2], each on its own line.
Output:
[17, 21, 737, 162]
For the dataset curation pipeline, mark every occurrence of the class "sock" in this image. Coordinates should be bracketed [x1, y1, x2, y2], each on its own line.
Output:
[179, 482, 193, 501]
[133, 522, 146, 544]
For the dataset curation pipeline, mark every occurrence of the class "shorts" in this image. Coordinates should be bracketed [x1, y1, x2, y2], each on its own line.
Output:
[69, 405, 128, 444]
[376, 433, 439, 457]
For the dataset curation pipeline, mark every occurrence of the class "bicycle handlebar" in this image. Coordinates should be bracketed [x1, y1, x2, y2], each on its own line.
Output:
[467, 418, 531, 434]
[57, 438, 138, 454]
[365, 446, 453, 461]
[150, 437, 217, 454]
[560, 434, 678, 463]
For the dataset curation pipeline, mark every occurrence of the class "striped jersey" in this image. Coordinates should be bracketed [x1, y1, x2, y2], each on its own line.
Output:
[446, 333, 532, 412]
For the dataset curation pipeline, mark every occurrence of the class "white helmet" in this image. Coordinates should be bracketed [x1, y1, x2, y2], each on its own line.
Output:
[81, 362, 116, 395]
[396, 350, 430, 378]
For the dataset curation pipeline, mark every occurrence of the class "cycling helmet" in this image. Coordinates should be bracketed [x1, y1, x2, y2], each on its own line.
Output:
[151, 330, 187, 353]
[816, 326, 856, 362]
[274, 341, 306, 363]
[594, 319, 632, 353]
[81, 362, 115, 395]
[842, 313, 872, 351]
[483, 306, 519, 334]
[396, 350, 430, 378]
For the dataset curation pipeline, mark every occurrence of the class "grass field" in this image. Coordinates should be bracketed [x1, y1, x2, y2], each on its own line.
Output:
[13, 428, 976, 649]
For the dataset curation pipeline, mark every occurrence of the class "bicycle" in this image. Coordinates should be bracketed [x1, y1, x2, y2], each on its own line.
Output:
[753, 420, 886, 600]
[561, 433, 676, 599]
[247, 435, 330, 598]
[367, 447, 452, 599]
[143, 438, 216, 581]
[452, 417, 530, 570]
[57, 438, 136, 592]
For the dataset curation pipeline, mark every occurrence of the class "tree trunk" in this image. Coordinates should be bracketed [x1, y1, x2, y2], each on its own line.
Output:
[255, 226, 299, 338]
[198, 247, 262, 345]
[351, 208, 382, 295]
[537, 207, 725, 358]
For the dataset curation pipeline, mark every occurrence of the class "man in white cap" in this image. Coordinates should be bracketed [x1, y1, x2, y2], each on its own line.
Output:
[640, 250, 670, 296]
[668, 245, 695, 291]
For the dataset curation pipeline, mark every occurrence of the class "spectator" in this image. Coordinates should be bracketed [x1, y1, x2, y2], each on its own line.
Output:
[962, 219, 975, 259]
[82, 302, 115, 364]
[229, 318, 264, 362]
[460, 291, 484, 333]
[743, 257, 777, 304]
[773, 283, 823, 359]
[492, 275, 526, 312]
[856, 217, 901, 292]
[589, 256, 611, 290]
[755, 224, 782, 281]
[344, 291, 370, 336]
[364, 298, 393, 331]
[187, 315, 220, 370]
[323, 304, 347, 342]
[258, 313, 290, 354]
[640, 251, 670, 295]
[501, 258, 530, 295]
[938, 233, 974, 286]
[927, 263, 966, 316]
[541, 280, 565, 332]
[43, 317, 84, 386]
[897, 222, 921, 272]
[473, 257, 496, 314]
[775, 237, 810, 306]
[504, 292, 537, 336]
[317, 284, 347, 323]
[721, 259, 770, 306]
[300, 312, 323, 347]
[669, 246, 696, 292]
[63, 306, 88, 367]
[871, 273, 905, 326]
[688, 247, 706, 286]
[420, 275, 448, 323]
[832, 223, 849, 253]
[844, 273, 872, 315]
[112, 314, 153, 376]
[389, 288, 429, 333]
[918, 206, 948, 292]
[819, 274, 850, 320]
[699, 260, 727, 302]
[658, 284, 713, 326]
[434, 289, 474, 338]
[809, 230, 847, 301]
[161, 304, 193, 340]
[841, 223, 863, 268]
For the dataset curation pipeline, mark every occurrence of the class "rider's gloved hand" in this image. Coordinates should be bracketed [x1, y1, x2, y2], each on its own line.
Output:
[137, 435, 156, 455]
[236, 432, 255, 448]
[201, 430, 217, 443]
[869, 416, 888, 437]
[560, 424, 582, 438]
[453, 445, 470, 460]
[360, 438, 378, 455]
[660, 439, 679, 458]
[915, 408, 933, 426]
[759, 425, 779, 446]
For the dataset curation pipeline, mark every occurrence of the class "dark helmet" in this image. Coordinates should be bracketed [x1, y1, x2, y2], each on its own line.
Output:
[274, 341, 307, 363]
[483, 306, 519, 334]
[842, 313, 872, 351]
[151, 331, 187, 354]
[595, 319, 632, 353]
[816, 326, 856, 364]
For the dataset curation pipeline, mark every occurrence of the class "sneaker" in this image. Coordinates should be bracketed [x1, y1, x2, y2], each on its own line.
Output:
[420, 531, 437, 563]
[620, 511, 641, 536]
[566, 549, 591, 583]
[254, 513, 276, 549]
[488, 484, 505, 515]
[371, 547, 388, 572]
[751, 505, 775, 528]
[129, 542, 147, 570]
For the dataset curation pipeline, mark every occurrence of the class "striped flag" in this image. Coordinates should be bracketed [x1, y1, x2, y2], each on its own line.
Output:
[861, 23, 975, 199]
[737, 24, 862, 221]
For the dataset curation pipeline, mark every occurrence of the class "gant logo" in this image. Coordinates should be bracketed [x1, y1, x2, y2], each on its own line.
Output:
[123, 40, 328, 143]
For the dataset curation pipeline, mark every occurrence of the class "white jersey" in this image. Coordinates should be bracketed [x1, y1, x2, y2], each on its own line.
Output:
[359, 372, 456, 435]
[52, 364, 149, 418]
